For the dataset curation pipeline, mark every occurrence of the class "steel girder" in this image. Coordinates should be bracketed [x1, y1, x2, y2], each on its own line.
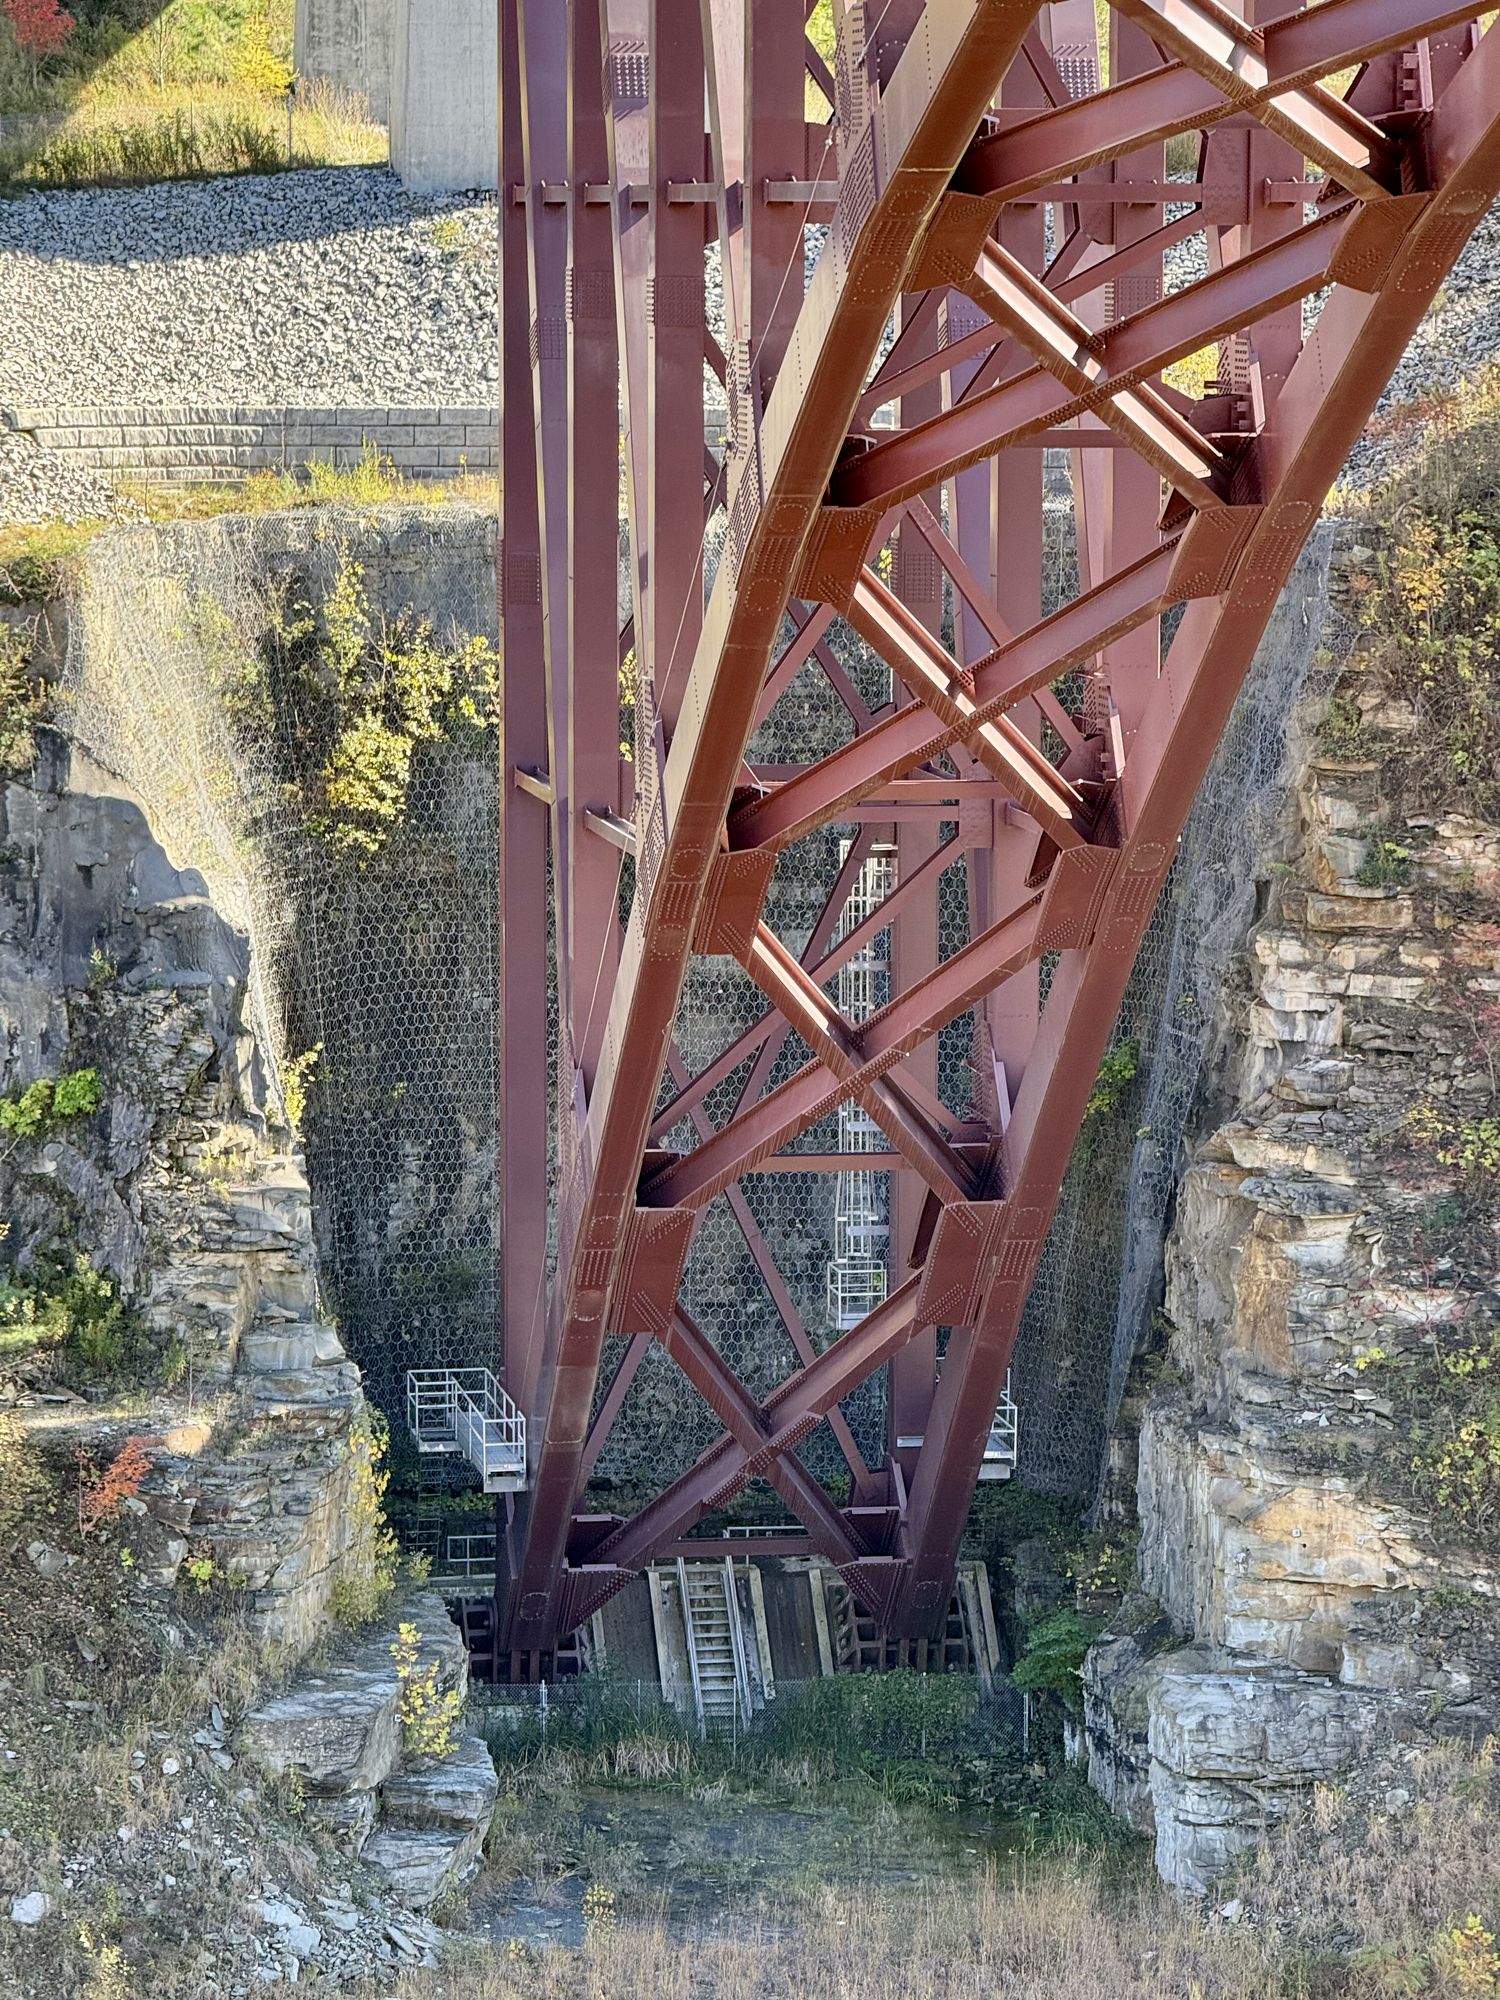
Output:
[495, 0, 1500, 1662]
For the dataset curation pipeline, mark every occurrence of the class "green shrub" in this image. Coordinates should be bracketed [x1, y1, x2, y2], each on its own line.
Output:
[1409, 1331, 1500, 1543]
[0, 1066, 102, 1140]
[1357, 1329, 1500, 1548]
[0, 624, 41, 776]
[278, 1043, 321, 1131]
[212, 540, 499, 862]
[1009, 1607, 1104, 1713]
[1351, 419, 1500, 816]
[393, 1620, 464, 1758]
[1084, 1040, 1140, 1120]
[1409, 1102, 1500, 1189]
[1357, 835, 1414, 887]
[1319, 689, 1370, 759]
[329, 1412, 402, 1626]
[51, 1068, 103, 1122]
[0, 1253, 150, 1385]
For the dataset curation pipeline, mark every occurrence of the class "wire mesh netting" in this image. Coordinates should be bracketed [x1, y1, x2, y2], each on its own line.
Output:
[59, 504, 502, 1489]
[55, 485, 1336, 1519]
[1011, 522, 1339, 1495]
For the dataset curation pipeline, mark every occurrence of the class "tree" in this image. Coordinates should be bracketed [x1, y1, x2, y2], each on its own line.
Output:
[3, 0, 74, 90]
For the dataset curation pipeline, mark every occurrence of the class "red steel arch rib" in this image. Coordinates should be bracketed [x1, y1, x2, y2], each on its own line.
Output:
[495, 0, 1500, 1663]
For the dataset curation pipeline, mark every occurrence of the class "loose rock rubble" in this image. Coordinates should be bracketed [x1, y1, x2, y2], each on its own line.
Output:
[0, 421, 147, 527]
[0, 167, 498, 413]
[0, 1676, 452, 1995]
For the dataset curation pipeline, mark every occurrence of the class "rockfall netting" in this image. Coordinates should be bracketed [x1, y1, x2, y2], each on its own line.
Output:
[1011, 524, 1340, 1497]
[59, 503, 501, 1487]
[56, 493, 1337, 1513]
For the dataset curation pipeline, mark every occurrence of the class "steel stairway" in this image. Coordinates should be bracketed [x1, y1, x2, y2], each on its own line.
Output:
[677, 1558, 752, 1732]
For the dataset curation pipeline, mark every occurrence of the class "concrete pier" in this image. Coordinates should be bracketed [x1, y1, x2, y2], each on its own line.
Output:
[388, 0, 498, 194]
[295, 0, 393, 123]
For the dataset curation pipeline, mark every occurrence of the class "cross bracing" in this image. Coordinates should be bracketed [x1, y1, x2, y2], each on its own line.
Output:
[489, 0, 1500, 1666]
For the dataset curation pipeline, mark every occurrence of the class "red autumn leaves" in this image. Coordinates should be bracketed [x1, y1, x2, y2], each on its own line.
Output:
[3, 0, 74, 77]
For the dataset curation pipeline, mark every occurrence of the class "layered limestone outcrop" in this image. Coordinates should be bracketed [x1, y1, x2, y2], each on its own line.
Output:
[1, 722, 373, 1653]
[239, 1591, 496, 1908]
[1085, 569, 1500, 1890]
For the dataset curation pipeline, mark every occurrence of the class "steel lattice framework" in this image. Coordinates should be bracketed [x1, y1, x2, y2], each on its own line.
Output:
[494, 0, 1500, 1666]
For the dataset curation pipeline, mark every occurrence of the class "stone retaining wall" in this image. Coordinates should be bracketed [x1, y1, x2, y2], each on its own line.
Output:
[2, 404, 498, 487]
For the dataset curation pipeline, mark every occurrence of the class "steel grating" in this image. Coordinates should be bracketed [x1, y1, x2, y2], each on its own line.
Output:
[494, 0, 1500, 1663]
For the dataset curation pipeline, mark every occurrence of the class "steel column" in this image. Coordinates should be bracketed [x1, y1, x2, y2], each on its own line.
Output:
[493, 0, 1500, 1663]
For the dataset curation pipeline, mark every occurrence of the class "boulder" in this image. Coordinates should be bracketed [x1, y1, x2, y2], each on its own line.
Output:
[238, 1671, 402, 1794]
[362, 1821, 486, 1910]
[237, 1594, 468, 1798]
[1148, 1666, 1412, 1892]
[381, 1732, 497, 1831]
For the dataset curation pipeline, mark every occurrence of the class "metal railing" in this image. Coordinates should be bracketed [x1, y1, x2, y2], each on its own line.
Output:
[980, 1371, 1019, 1480]
[406, 1368, 527, 1492]
[439, 1531, 498, 1578]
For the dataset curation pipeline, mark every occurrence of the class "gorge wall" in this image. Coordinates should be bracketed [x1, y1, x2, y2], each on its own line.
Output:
[5, 432, 1496, 1904]
[1085, 435, 1500, 1888]
[0, 698, 373, 1652]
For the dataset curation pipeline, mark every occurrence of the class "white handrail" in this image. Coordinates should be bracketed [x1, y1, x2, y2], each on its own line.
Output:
[723, 1557, 754, 1728]
[406, 1368, 527, 1492]
[676, 1557, 707, 1733]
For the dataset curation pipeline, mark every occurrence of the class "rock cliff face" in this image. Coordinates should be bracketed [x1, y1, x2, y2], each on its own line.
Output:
[1, 717, 373, 1655]
[1085, 535, 1500, 1891]
[239, 1590, 497, 1910]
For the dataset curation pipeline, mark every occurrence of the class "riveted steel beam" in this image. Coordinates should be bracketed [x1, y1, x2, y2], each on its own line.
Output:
[494, 0, 1498, 1668]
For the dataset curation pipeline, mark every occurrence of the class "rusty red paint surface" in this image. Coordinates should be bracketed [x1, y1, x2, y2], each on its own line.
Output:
[493, 0, 1500, 1665]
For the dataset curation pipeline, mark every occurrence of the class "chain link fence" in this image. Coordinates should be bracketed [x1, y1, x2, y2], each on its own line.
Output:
[59, 503, 501, 1487]
[470, 1669, 1026, 1759]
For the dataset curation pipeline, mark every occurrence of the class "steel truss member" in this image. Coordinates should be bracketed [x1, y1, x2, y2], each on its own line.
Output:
[492, 0, 1500, 1668]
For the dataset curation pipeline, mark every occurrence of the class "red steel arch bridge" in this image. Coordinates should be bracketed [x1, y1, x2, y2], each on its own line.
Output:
[470, 0, 1500, 1671]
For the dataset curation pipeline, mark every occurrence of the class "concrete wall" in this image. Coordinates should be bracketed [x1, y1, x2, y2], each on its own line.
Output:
[4, 406, 497, 487]
[389, 0, 497, 194]
[295, 0, 394, 123]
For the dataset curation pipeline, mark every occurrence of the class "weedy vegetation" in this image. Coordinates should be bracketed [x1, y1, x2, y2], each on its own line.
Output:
[0, 0, 385, 190]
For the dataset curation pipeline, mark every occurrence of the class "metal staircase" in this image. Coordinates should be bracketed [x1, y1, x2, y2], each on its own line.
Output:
[676, 1558, 753, 1732]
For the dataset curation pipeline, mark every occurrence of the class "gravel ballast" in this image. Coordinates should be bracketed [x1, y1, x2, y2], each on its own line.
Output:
[1, 167, 1496, 527]
[0, 167, 499, 411]
[0, 425, 146, 527]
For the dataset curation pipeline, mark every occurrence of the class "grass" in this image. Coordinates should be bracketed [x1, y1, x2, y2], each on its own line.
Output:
[0, 77, 384, 190]
[0, 449, 498, 604]
[0, 0, 385, 191]
[365, 1735, 1500, 2000]
[0, 73, 381, 189]
[468, 1668, 1090, 1821]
